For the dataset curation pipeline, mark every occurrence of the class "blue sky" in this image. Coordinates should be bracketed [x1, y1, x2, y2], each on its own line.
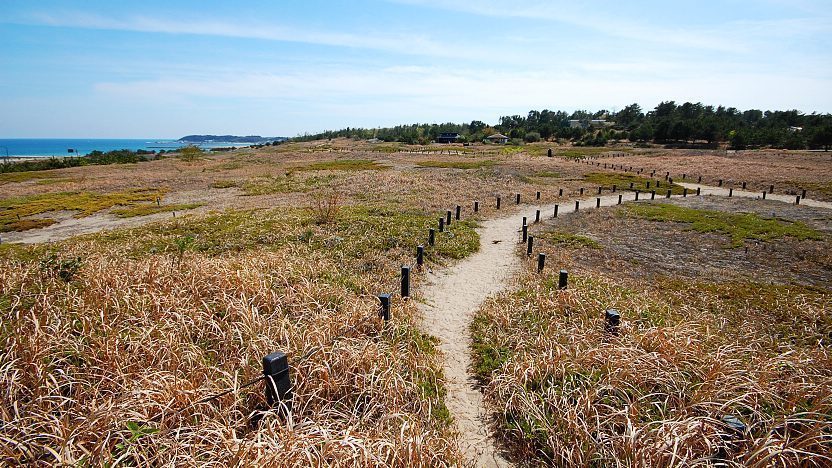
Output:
[1, 0, 830, 137]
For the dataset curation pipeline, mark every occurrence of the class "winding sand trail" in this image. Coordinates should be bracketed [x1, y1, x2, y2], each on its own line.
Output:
[417, 187, 832, 467]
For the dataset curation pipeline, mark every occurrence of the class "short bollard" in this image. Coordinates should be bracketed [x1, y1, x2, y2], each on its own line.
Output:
[535, 210, 541, 223]
[428, 228, 435, 246]
[682, 173, 686, 180]
[496, 196, 501, 209]
[597, 186, 602, 195]
[795, 195, 801, 205]
[547, 148, 553, 157]
[537, 253, 546, 273]
[762, 191, 767, 200]
[666, 189, 671, 199]
[683, 188, 688, 197]
[378, 293, 391, 321]
[718, 179, 723, 187]
[522, 224, 528, 243]
[604, 309, 620, 335]
[455, 205, 461, 220]
[156, 197, 161, 206]
[635, 191, 640, 201]
[263, 351, 292, 412]
[522, 216, 527, 226]
[618, 194, 622, 205]
[575, 200, 580, 212]
[438, 217, 444, 232]
[742, 182, 747, 189]
[558, 270, 568, 290]
[669, 177, 673, 184]
[474, 201, 479, 213]
[729, 188, 733, 197]
[536, 191, 541, 200]
[580, 188, 584, 195]
[446, 210, 452, 225]
[401, 266, 411, 298]
[612, 184, 617, 193]
[416, 245, 424, 267]
[769, 184, 774, 194]
[629, 182, 634, 189]
[697, 187, 701, 196]
[665, 172, 669, 180]
[651, 190, 656, 200]
[527, 236, 534, 256]
[559, 188, 563, 197]
[801, 189, 807, 199]
[646, 181, 651, 189]
[516, 193, 521, 205]
[698, 176, 702, 183]
[553, 205, 559, 218]
[596, 197, 601, 208]
[656, 180, 661, 188]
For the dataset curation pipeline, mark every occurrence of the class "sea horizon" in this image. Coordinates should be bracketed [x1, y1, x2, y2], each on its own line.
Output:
[0, 138, 255, 158]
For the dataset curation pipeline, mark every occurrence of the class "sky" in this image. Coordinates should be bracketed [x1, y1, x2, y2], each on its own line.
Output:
[1, 0, 831, 138]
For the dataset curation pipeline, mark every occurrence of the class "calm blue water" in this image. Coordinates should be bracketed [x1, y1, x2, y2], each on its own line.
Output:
[0, 139, 253, 158]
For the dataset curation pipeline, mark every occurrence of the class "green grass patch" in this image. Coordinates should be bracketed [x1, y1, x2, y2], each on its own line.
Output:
[557, 147, 610, 159]
[210, 180, 238, 189]
[416, 160, 496, 170]
[0, 171, 60, 184]
[0, 189, 164, 232]
[540, 231, 601, 249]
[36, 177, 75, 185]
[111, 203, 204, 218]
[626, 203, 824, 247]
[584, 172, 687, 195]
[2, 218, 57, 232]
[241, 174, 333, 196]
[290, 159, 389, 172]
[471, 312, 512, 379]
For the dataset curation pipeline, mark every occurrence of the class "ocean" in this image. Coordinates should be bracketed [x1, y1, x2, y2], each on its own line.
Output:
[0, 139, 253, 158]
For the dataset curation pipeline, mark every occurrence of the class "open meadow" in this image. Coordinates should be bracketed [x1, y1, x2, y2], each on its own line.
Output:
[1, 141, 830, 466]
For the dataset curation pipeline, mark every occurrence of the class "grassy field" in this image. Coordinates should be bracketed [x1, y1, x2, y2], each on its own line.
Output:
[1, 139, 830, 466]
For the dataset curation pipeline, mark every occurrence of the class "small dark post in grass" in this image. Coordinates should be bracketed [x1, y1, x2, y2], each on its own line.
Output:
[618, 194, 622, 205]
[795, 195, 801, 205]
[596, 197, 601, 208]
[535, 210, 541, 223]
[536, 191, 541, 200]
[438, 217, 444, 232]
[455, 205, 461, 220]
[604, 163, 607, 168]
[683, 188, 688, 197]
[263, 351, 292, 413]
[597, 186, 602, 195]
[428, 228, 435, 246]
[646, 181, 651, 189]
[604, 309, 620, 335]
[474, 201, 479, 213]
[547, 148, 552, 157]
[698, 175, 702, 183]
[156, 197, 160, 206]
[669, 177, 673, 184]
[635, 190, 640, 201]
[651, 190, 656, 200]
[401, 266, 411, 298]
[527, 236, 534, 256]
[554, 205, 559, 218]
[496, 196, 501, 209]
[630, 182, 634, 189]
[656, 180, 661, 188]
[575, 200, 580, 212]
[558, 270, 568, 290]
[516, 193, 521, 204]
[729, 188, 733, 197]
[580, 187, 584, 195]
[742, 181, 747, 189]
[665, 172, 669, 180]
[697, 187, 701, 196]
[537, 253, 546, 273]
[416, 245, 424, 267]
[522, 216, 527, 226]
[666, 189, 671, 199]
[762, 191, 767, 200]
[682, 173, 686, 180]
[559, 188, 563, 197]
[718, 179, 723, 187]
[378, 293, 391, 321]
[801, 189, 807, 199]
[769, 184, 774, 194]
[446, 210, 452, 225]
[522, 224, 528, 243]
[612, 184, 617, 193]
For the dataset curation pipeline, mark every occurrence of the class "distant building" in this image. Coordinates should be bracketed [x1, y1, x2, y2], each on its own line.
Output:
[436, 132, 461, 144]
[788, 126, 803, 132]
[485, 133, 509, 144]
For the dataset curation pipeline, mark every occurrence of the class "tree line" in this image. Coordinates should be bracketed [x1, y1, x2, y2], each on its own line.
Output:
[292, 101, 832, 150]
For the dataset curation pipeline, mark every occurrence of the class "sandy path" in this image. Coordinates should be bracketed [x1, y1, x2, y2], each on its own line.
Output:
[418, 187, 832, 467]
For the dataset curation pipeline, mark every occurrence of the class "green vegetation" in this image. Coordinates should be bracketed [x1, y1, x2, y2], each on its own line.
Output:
[209, 180, 238, 189]
[626, 203, 824, 247]
[0, 171, 61, 184]
[111, 203, 204, 218]
[291, 159, 389, 172]
[0, 188, 164, 232]
[584, 172, 688, 194]
[557, 148, 611, 159]
[0, 150, 159, 175]
[415, 160, 496, 170]
[241, 174, 333, 195]
[176, 145, 204, 162]
[539, 231, 601, 249]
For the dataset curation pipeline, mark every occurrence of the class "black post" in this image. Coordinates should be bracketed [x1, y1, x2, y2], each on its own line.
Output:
[263, 351, 292, 412]
[651, 190, 656, 200]
[446, 210, 452, 225]
[742, 182, 747, 189]
[474, 200, 479, 213]
[558, 188, 563, 197]
[718, 179, 723, 187]
[612, 184, 617, 192]
[596, 197, 601, 208]
[527, 236, 534, 256]
[769, 184, 774, 194]
[698, 175, 702, 183]
[697, 187, 701, 196]
[536, 191, 541, 200]
[635, 190, 640, 201]
[438, 217, 444, 232]
[795, 195, 801, 205]
[618, 194, 622, 205]
[522, 216, 527, 226]
[428, 228, 435, 246]
[802, 189, 807, 199]
[729, 188, 733, 197]
[646, 181, 651, 189]
[558, 270, 568, 290]
[516, 193, 521, 204]
[575, 200, 580, 212]
[547, 148, 552, 157]
[535, 210, 540, 223]
[554, 205, 559, 218]
[401, 266, 411, 298]
[762, 191, 767, 200]
[629, 182, 634, 189]
[496, 196, 501, 209]
[683, 188, 688, 197]
[522, 224, 528, 243]
[580, 188, 584, 195]
[537, 253, 546, 273]
[378, 294, 391, 321]
[604, 309, 620, 335]
[597, 186, 602, 195]
[416, 245, 424, 267]
[666, 189, 671, 199]
[455, 205, 461, 220]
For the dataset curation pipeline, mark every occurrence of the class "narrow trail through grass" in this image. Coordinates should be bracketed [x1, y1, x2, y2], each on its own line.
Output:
[417, 185, 832, 467]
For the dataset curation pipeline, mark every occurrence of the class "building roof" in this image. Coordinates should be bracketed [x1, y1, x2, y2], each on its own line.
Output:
[486, 133, 509, 139]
